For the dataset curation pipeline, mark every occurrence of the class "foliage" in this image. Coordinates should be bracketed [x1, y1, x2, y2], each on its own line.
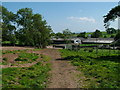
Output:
[62, 29, 72, 44]
[114, 32, 120, 41]
[55, 32, 64, 38]
[106, 28, 117, 34]
[60, 49, 120, 88]
[1, 6, 52, 48]
[104, 5, 120, 24]
[77, 32, 86, 38]
[91, 30, 102, 38]
[1, 5, 17, 45]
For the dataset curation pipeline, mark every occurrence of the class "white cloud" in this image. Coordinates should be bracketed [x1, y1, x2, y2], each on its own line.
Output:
[67, 16, 96, 23]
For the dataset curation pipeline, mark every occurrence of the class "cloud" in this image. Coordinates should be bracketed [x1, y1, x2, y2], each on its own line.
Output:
[67, 16, 96, 23]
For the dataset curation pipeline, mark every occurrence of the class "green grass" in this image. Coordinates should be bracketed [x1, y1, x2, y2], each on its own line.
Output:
[60, 48, 120, 88]
[33, 48, 41, 51]
[2, 56, 51, 88]
[80, 44, 101, 46]
[18, 53, 39, 61]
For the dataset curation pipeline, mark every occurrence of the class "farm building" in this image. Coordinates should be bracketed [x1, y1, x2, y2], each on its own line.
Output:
[51, 38, 114, 44]
[82, 38, 114, 44]
[51, 37, 85, 44]
[51, 37, 84, 49]
[51, 37, 114, 49]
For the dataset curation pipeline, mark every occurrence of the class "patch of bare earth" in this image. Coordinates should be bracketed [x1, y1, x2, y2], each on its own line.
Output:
[38, 49, 86, 88]
[1, 46, 40, 68]
[2, 46, 34, 50]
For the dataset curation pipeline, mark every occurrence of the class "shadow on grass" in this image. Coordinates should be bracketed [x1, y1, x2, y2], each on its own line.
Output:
[56, 55, 84, 61]
[56, 54, 120, 63]
[96, 55, 120, 63]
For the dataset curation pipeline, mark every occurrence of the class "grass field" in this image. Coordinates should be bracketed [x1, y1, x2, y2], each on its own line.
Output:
[2, 49, 51, 88]
[60, 48, 120, 88]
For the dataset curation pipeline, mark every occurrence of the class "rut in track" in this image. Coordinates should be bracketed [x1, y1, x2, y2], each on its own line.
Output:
[39, 49, 85, 88]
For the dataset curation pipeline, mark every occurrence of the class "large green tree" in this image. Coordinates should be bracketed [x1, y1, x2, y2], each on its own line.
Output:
[1, 5, 17, 45]
[33, 13, 52, 48]
[104, 5, 120, 41]
[16, 8, 33, 46]
[1, 6, 52, 48]
[16, 8, 52, 48]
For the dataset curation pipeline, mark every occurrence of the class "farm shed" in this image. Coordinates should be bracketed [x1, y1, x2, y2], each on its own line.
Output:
[82, 38, 114, 44]
[51, 38, 84, 44]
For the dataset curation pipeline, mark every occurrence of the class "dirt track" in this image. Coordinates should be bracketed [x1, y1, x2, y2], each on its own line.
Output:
[38, 49, 83, 88]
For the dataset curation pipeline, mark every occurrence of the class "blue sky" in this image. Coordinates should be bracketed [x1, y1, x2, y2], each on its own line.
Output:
[2, 2, 118, 33]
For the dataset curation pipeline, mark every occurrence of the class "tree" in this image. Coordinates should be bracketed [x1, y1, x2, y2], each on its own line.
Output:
[1, 5, 17, 45]
[1, 6, 52, 48]
[63, 29, 72, 39]
[91, 30, 102, 38]
[77, 32, 86, 38]
[62, 29, 72, 44]
[106, 28, 117, 34]
[104, 5, 120, 28]
[16, 8, 33, 46]
[114, 32, 120, 41]
[104, 5, 120, 42]
[55, 32, 64, 38]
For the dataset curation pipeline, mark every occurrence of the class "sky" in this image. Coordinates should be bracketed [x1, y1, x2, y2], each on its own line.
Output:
[2, 2, 119, 33]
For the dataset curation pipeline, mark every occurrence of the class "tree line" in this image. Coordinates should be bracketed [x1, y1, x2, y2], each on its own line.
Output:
[1, 6, 52, 48]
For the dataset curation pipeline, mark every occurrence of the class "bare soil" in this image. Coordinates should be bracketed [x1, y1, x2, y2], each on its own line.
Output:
[37, 49, 86, 88]
[2, 46, 34, 50]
